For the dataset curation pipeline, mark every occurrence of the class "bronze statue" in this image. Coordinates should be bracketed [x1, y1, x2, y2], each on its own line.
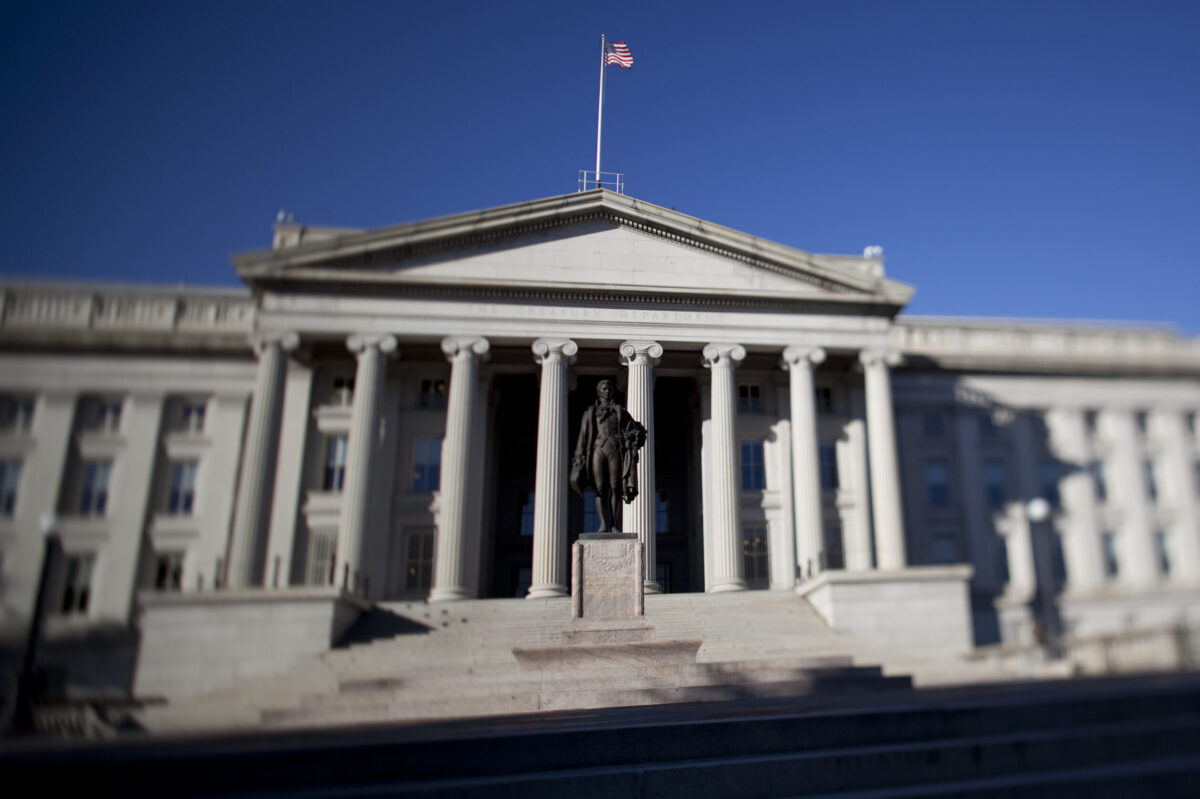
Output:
[570, 379, 646, 533]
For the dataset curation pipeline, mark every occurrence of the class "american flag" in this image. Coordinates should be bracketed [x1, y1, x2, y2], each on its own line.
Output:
[604, 41, 633, 69]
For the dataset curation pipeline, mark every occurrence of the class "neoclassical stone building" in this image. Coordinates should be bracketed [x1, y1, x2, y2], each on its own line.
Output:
[2, 190, 1199, 693]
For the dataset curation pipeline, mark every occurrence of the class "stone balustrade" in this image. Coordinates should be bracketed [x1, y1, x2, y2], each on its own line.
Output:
[0, 283, 256, 344]
[894, 317, 1200, 372]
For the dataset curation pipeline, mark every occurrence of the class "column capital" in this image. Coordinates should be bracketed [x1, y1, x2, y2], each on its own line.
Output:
[531, 337, 578, 365]
[442, 336, 490, 361]
[620, 340, 663, 367]
[781, 345, 826, 369]
[702, 343, 746, 368]
[858, 348, 903, 369]
[346, 333, 399, 357]
[250, 330, 300, 357]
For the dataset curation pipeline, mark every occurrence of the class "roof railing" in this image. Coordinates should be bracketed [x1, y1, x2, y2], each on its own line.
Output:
[578, 170, 624, 194]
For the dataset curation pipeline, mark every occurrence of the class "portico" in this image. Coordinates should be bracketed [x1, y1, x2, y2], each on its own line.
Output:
[230, 190, 919, 602]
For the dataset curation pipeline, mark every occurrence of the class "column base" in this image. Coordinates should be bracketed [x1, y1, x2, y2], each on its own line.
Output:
[428, 586, 472, 603]
[708, 579, 748, 593]
[526, 583, 568, 599]
[643, 580, 662, 594]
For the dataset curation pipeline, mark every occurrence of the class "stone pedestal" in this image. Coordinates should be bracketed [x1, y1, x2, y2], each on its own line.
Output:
[567, 533, 652, 644]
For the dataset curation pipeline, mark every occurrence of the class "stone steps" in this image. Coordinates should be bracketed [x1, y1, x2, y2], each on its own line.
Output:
[138, 590, 987, 733]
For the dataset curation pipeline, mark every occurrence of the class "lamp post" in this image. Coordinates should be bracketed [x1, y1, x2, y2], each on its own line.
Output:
[1026, 497, 1062, 660]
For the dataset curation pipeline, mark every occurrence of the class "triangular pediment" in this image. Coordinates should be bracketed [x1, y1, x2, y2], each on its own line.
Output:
[233, 191, 913, 309]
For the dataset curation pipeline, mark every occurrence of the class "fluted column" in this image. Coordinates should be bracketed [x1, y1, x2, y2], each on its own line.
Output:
[336, 334, 398, 593]
[527, 338, 577, 599]
[860, 348, 907, 570]
[430, 336, 489, 602]
[703, 343, 747, 592]
[227, 331, 299, 588]
[782, 346, 825, 584]
[621, 340, 664, 593]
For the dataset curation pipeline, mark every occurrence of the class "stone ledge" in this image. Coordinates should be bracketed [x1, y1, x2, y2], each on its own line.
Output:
[512, 639, 702, 671]
[136, 587, 371, 611]
[796, 566, 975, 655]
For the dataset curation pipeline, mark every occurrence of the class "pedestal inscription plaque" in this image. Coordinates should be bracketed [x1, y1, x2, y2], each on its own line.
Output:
[571, 533, 644, 619]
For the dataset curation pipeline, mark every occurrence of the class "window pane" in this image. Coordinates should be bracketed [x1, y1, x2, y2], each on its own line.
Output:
[1091, 461, 1107, 503]
[323, 436, 347, 492]
[1038, 462, 1060, 506]
[740, 440, 764, 491]
[983, 460, 1006, 510]
[819, 443, 838, 491]
[655, 490, 669, 534]
[737, 385, 760, 413]
[168, 460, 197, 515]
[925, 460, 949, 508]
[1102, 532, 1119, 578]
[412, 437, 442, 493]
[1155, 530, 1171, 575]
[742, 526, 768, 587]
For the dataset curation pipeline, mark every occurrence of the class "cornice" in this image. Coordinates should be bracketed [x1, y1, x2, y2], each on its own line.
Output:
[252, 277, 902, 317]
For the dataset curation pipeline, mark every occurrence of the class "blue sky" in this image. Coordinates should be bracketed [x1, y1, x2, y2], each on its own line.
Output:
[2, 1, 1198, 331]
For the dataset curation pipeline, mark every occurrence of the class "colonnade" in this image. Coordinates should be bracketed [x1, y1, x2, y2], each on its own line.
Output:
[227, 332, 911, 598]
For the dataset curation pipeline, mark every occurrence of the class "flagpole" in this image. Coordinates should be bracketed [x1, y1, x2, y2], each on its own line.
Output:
[595, 34, 605, 189]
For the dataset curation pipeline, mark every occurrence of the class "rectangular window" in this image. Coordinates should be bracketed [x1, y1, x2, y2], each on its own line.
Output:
[79, 460, 111, 516]
[815, 387, 833, 413]
[166, 460, 198, 515]
[405, 528, 435, 591]
[419, 379, 448, 409]
[1038, 462, 1060, 507]
[0, 394, 34, 433]
[925, 460, 949, 508]
[983, 460, 1006, 510]
[921, 411, 944, 439]
[1144, 460, 1158, 503]
[737, 384, 761, 413]
[1155, 530, 1172, 576]
[1187, 412, 1197, 438]
[0, 460, 20, 517]
[180, 401, 206, 433]
[655, 489, 669, 534]
[331, 376, 355, 406]
[819, 443, 839, 491]
[81, 396, 122, 433]
[412, 437, 442, 493]
[740, 440, 765, 491]
[1090, 460, 1107, 503]
[153, 551, 184, 591]
[1135, 411, 1149, 434]
[1084, 410, 1099, 435]
[59, 554, 94, 614]
[742, 526, 769, 588]
[1102, 532, 1119, 578]
[518, 490, 535, 536]
[305, 529, 337, 586]
[323, 436, 348, 492]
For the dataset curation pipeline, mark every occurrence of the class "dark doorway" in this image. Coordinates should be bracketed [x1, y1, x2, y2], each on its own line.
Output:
[487, 373, 539, 598]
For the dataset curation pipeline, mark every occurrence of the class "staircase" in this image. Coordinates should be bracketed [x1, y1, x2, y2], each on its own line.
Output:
[139, 592, 935, 734]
